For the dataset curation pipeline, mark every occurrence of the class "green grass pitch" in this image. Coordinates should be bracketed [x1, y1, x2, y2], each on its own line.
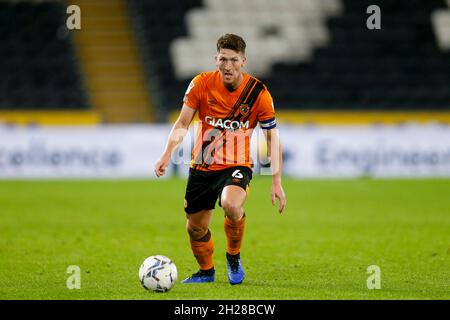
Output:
[0, 178, 449, 300]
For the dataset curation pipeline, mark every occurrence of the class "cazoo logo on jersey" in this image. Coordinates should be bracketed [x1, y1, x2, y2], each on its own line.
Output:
[205, 116, 249, 130]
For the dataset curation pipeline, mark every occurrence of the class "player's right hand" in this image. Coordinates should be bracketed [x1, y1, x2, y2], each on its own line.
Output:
[154, 155, 170, 178]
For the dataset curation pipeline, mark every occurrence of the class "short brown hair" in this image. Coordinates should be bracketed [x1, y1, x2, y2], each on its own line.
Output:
[216, 34, 246, 54]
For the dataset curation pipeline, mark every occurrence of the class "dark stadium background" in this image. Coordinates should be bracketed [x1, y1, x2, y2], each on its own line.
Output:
[1, 0, 449, 124]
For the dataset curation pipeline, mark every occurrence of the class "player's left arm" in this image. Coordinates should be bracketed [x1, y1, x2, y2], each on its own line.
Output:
[265, 128, 286, 214]
[258, 90, 286, 214]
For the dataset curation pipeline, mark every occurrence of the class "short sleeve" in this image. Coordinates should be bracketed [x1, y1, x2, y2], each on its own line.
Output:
[257, 90, 277, 130]
[182, 74, 203, 110]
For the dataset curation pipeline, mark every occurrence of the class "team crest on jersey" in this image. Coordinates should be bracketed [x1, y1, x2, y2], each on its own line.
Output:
[240, 104, 250, 117]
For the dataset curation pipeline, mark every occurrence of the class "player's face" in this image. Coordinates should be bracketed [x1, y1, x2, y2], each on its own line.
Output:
[216, 48, 247, 88]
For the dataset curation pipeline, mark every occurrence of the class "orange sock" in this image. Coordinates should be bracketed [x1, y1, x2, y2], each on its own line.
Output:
[224, 215, 246, 255]
[189, 230, 214, 270]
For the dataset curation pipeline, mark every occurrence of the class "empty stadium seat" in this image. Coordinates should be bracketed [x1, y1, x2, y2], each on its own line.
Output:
[130, 0, 450, 114]
[0, 1, 88, 110]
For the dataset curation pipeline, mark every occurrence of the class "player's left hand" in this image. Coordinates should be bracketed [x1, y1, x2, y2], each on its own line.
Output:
[154, 154, 170, 178]
[271, 183, 286, 214]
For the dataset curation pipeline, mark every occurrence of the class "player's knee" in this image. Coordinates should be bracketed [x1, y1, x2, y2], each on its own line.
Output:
[186, 224, 208, 240]
[222, 200, 243, 221]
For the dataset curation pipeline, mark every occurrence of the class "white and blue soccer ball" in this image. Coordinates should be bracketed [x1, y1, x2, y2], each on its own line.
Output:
[139, 255, 178, 292]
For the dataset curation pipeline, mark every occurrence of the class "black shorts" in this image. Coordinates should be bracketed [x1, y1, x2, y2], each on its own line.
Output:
[184, 166, 252, 214]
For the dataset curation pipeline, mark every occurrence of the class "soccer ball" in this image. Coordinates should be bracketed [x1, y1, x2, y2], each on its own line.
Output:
[139, 255, 178, 292]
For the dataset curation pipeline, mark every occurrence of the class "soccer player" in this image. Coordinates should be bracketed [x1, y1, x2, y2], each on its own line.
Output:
[154, 34, 286, 285]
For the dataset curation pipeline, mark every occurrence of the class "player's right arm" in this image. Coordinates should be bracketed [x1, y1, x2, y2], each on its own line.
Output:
[155, 74, 203, 177]
[154, 104, 196, 177]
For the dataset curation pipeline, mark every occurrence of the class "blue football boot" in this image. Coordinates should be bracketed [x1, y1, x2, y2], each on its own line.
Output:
[226, 253, 245, 285]
[181, 269, 215, 284]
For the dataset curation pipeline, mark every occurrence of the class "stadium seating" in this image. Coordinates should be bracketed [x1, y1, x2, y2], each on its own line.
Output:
[433, 0, 450, 50]
[0, 1, 88, 110]
[3, 0, 449, 116]
[129, 0, 203, 116]
[131, 0, 450, 114]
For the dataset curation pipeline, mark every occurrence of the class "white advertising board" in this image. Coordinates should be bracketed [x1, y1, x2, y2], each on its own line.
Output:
[279, 125, 450, 178]
[1, 124, 449, 179]
[0, 125, 171, 179]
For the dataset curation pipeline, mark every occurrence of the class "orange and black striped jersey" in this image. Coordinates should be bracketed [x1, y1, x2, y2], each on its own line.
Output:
[183, 70, 277, 171]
